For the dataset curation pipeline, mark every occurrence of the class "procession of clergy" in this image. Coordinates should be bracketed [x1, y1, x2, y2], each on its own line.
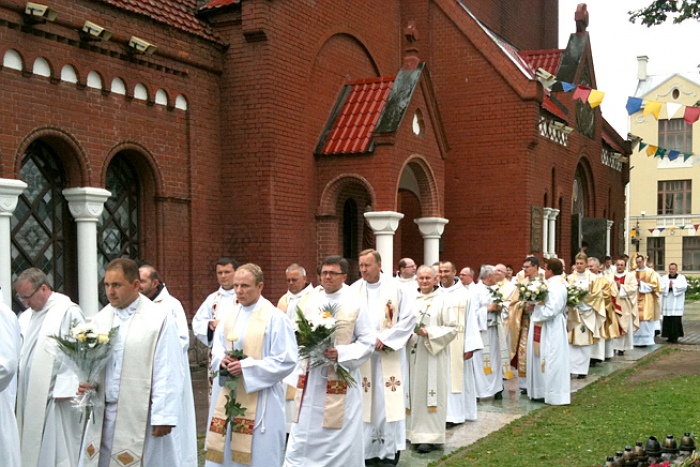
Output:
[0, 249, 688, 467]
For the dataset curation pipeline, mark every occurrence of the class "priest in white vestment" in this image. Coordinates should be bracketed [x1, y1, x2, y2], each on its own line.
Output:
[14, 268, 85, 467]
[81, 259, 186, 467]
[406, 265, 457, 453]
[276, 263, 316, 433]
[472, 265, 506, 399]
[440, 261, 482, 424]
[352, 250, 414, 465]
[633, 254, 661, 347]
[396, 257, 418, 294]
[205, 264, 297, 467]
[0, 297, 20, 467]
[139, 265, 198, 467]
[587, 258, 616, 363]
[526, 259, 570, 405]
[660, 263, 687, 343]
[285, 256, 375, 467]
[610, 258, 638, 355]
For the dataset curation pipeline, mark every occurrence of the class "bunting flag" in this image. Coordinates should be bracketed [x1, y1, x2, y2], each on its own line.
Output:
[695, 224, 700, 231]
[643, 100, 663, 119]
[668, 226, 676, 231]
[679, 225, 686, 230]
[639, 142, 647, 151]
[666, 102, 683, 120]
[561, 82, 576, 92]
[588, 89, 605, 108]
[648, 228, 655, 233]
[629, 134, 698, 164]
[668, 150, 680, 161]
[646, 145, 658, 157]
[685, 107, 700, 125]
[684, 153, 693, 162]
[626, 97, 643, 115]
[658, 227, 666, 232]
[655, 148, 667, 158]
[573, 86, 592, 102]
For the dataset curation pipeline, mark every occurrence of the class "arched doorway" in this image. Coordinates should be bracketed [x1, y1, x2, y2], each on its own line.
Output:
[11, 140, 77, 311]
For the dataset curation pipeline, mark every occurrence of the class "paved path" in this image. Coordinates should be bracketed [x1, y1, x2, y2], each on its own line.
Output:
[191, 301, 700, 466]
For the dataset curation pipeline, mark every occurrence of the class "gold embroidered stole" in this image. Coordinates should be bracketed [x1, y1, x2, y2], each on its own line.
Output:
[636, 269, 660, 321]
[292, 299, 358, 429]
[206, 301, 271, 465]
[567, 272, 600, 346]
[277, 291, 314, 401]
[358, 281, 404, 423]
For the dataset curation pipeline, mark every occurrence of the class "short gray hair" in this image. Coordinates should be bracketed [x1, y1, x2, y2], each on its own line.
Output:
[417, 265, 435, 277]
[14, 268, 50, 289]
[587, 257, 601, 267]
[479, 265, 496, 280]
[285, 263, 307, 277]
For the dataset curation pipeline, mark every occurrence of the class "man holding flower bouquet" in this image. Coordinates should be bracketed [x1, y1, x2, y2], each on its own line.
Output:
[526, 259, 570, 405]
[14, 268, 85, 467]
[81, 259, 187, 467]
[205, 263, 297, 467]
[610, 257, 638, 356]
[285, 256, 376, 467]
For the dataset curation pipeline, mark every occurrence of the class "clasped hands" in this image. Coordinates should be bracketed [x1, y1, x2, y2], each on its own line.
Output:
[221, 354, 243, 376]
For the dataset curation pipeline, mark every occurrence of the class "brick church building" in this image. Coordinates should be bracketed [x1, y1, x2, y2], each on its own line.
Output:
[0, 0, 628, 315]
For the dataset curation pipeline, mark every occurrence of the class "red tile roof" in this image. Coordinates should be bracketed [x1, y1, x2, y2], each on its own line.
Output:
[542, 94, 568, 122]
[519, 49, 564, 76]
[602, 129, 625, 153]
[95, 0, 222, 43]
[199, 0, 241, 11]
[320, 76, 396, 155]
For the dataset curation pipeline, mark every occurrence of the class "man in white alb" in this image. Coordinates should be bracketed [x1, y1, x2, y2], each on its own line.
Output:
[0, 295, 20, 467]
[14, 268, 85, 467]
[610, 257, 638, 356]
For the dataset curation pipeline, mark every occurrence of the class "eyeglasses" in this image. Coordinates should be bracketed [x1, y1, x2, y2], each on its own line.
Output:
[17, 284, 43, 301]
[320, 271, 345, 277]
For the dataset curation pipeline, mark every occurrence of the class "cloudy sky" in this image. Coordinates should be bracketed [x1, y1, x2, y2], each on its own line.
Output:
[557, 0, 700, 136]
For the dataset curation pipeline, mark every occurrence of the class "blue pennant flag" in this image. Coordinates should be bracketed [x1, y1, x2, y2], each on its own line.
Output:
[561, 82, 576, 92]
[668, 150, 680, 161]
[626, 97, 643, 115]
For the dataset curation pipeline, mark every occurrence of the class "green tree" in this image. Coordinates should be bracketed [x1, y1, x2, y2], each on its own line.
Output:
[629, 0, 700, 26]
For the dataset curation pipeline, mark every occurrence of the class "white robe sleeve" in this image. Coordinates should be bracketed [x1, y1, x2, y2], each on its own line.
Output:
[377, 287, 415, 351]
[192, 295, 214, 346]
[336, 305, 376, 372]
[463, 292, 484, 353]
[52, 306, 86, 399]
[0, 306, 20, 392]
[240, 312, 298, 393]
[423, 299, 458, 356]
[672, 275, 688, 296]
[150, 317, 185, 427]
[532, 283, 566, 322]
[639, 280, 653, 294]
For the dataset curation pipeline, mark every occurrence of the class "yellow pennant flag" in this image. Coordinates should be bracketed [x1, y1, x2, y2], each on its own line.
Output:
[643, 100, 662, 119]
[588, 89, 605, 108]
[646, 145, 658, 157]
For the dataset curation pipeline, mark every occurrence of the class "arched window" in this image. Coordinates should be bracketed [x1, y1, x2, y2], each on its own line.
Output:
[12, 141, 76, 311]
[97, 155, 140, 304]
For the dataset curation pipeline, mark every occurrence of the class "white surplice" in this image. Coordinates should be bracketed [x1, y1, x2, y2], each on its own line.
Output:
[92, 296, 185, 467]
[471, 282, 504, 398]
[406, 289, 457, 444]
[194, 287, 237, 347]
[0, 300, 20, 467]
[284, 285, 376, 467]
[661, 274, 687, 316]
[152, 286, 198, 467]
[442, 282, 482, 423]
[17, 292, 85, 467]
[611, 272, 638, 352]
[206, 297, 298, 467]
[526, 275, 570, 405]
[352, 276, 414, 461]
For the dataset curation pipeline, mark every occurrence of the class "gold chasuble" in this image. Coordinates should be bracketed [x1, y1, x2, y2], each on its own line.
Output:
[292, 299, 359, 429]
[206, 301, 273, 465]
[636, 268, 661, 322]
[357, 282, 404, 424]
[567, 271, 606, 346]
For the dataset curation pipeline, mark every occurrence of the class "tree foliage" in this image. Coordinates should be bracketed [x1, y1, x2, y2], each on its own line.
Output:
[629, 0, 700, 26]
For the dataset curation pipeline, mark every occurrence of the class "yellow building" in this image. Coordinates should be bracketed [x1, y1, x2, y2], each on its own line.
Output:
[628, 56, 700, 272]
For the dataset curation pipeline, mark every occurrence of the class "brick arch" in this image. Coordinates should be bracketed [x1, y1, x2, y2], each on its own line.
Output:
[102, 141, 163, 198]
[574, 155, 596, 217]
[396, 155, 440, 217]
[14, 126, 89, 186]
[318, 173, 376, 216]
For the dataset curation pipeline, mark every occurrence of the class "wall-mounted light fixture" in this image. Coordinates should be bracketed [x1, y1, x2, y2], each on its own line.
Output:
[81, 21, 112, 41]
[128, 36, 157, 55]
[24, 2, 58, 24]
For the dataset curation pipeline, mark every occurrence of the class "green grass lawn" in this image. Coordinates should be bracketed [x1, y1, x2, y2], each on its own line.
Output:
[435, 348, 700, 467]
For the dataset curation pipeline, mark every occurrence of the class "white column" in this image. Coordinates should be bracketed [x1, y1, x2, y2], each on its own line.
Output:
[63, 187, 111, 317]
[364, 211, 404, 273]
[542, 207, 552, 258]
[548, 209, 560, 258]
[414, 217, 449, 266]
[0, 179, 27, 304]
[606, 219, 614, 256]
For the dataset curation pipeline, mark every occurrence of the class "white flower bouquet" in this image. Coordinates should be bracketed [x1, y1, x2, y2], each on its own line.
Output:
[295, 303, 355, 386]
[518, 279, 548, 304]
[49, 320, 119, 421]
[566, 284, 588, 307]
